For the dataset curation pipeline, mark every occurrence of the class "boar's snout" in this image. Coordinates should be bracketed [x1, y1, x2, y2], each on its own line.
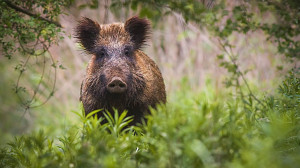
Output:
[107, 77, 127, 94]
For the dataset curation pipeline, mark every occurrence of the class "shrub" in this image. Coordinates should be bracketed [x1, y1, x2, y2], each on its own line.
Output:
[1, 77, 299, 167]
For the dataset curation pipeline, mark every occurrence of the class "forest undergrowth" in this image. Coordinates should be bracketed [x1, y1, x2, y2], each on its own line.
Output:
[0, 70, 299, 168]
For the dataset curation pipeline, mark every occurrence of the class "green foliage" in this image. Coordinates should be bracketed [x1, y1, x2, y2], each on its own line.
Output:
[0, 0, 73, 109]
[278, 69, 300, 105]
[0, 0, 72, 58]
[111, 0, 299, 60]
[1, 80, 299, 167]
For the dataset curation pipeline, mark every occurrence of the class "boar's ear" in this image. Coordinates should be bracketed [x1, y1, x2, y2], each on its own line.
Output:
[125, 16, 150, 50]
[75, 17, 100, 54]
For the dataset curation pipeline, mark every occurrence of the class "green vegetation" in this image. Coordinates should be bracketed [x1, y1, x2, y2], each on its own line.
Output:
[0, 0, 73, 110]
[0, 0, 299, 167]
[0, 73, 299, 167]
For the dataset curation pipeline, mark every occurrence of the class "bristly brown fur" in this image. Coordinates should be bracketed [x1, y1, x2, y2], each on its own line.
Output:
[76, 16, 166, 125]
[98, 24, 131, 47]
[125, 16, 151, 50]
[75, 17, 101, 54]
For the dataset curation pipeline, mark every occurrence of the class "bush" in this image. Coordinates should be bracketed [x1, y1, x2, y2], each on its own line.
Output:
[1, 77, 299, 168]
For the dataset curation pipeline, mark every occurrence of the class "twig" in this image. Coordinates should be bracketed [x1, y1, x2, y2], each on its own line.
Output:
[29, 53, 46, 104]
[218, 38, 266, 108]
[30, 50, 57, 108]
[3, 0, 62, 28]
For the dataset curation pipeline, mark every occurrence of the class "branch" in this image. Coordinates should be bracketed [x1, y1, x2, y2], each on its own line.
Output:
[4, 0, 62, 28]
[218, 38, 266, 108]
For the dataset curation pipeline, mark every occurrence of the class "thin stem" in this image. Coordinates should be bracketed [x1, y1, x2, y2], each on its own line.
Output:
[218, 38, 266, 108]
[29, 54, 46, 104]
[30, 50, 57, 108]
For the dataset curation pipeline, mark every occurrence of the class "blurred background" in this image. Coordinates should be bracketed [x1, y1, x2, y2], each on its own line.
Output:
[0, 0, 295, 144]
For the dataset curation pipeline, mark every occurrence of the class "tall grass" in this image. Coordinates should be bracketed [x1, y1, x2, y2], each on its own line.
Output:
[1, 73, 299, 167]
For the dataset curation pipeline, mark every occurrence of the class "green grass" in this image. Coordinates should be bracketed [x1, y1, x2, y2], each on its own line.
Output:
[0, 74, 299, 168]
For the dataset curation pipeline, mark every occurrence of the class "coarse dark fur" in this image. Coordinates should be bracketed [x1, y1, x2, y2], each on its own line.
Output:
[75, 16, 166, 125]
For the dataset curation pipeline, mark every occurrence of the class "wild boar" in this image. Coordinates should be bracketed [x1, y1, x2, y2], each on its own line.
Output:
[75, 16, 166, 125]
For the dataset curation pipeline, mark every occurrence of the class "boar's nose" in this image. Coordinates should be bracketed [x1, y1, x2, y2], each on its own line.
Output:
[107, 77, 127, 93]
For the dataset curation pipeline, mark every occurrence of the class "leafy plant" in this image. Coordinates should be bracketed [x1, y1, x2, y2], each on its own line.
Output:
[1, 80, 299, 167]
[0, 0, 73, 110]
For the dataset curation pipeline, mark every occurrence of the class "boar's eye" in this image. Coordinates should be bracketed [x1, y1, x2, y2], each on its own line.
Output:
[124, 46, 132, 57]
[96, 48, 106, 58]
